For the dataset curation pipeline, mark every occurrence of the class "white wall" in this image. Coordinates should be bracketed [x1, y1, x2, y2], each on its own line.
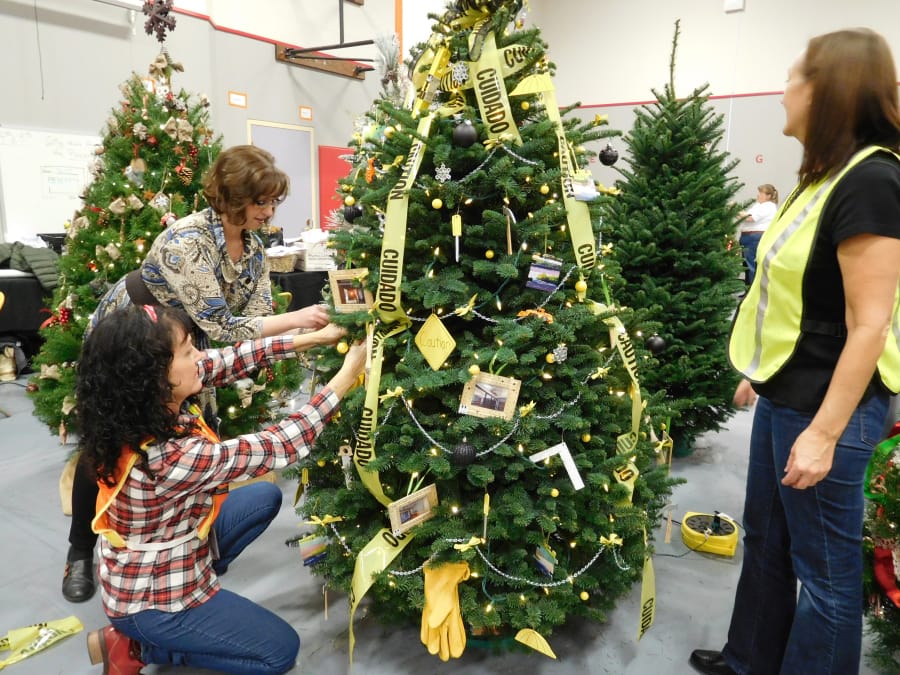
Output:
[529, 0, 900, 200]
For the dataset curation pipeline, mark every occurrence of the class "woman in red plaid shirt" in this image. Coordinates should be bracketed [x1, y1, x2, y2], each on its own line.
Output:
[76, 304, 365, 674]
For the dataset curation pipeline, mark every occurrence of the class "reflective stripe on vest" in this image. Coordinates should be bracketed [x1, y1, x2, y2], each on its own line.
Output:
[91, 407, 228, 550]
[729, 145, 900, 392]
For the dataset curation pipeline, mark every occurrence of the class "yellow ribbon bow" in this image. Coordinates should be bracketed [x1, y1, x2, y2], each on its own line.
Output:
[379, 386, 404, 403]
[453, 294, 478, 317]
[482, 132, 516, 150]
[601, 533, 624, 548]
[518, 401, 536, 417]
[452, 536, 484, 552]
[303, 514, 343, 528]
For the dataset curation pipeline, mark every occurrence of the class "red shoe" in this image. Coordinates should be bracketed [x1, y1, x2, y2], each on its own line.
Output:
[87, 625, 145, 675]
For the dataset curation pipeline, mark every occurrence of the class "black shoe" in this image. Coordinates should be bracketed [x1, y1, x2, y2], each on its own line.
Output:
[689, 649, 737, 675]
[62, 558, 96, 602]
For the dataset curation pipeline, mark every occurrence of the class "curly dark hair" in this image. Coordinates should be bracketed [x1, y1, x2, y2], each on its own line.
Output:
[76, 304, 194, 486]
[202, 145, 289, 226]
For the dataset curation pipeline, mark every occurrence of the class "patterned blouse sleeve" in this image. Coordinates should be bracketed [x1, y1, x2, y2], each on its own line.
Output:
[241, 234, 275, 319]
[156, 232, 264, 342]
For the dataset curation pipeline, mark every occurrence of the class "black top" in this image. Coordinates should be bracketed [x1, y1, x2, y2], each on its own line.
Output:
[753, 151, 900, 412]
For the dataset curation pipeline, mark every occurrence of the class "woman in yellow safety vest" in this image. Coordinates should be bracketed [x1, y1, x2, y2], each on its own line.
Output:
[691, 28, 900, 675]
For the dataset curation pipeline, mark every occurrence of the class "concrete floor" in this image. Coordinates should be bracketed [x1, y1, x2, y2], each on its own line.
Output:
[0, 374, 882, 675]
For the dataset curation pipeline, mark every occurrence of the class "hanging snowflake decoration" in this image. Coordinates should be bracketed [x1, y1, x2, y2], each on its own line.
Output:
[143, 0, 177, 43]
[451, 61, 470, 86]
[435, 163, 452, 183]
[552, 344, 569, 363]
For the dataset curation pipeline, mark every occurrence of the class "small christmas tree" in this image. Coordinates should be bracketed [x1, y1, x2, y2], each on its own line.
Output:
[862, 422, 900, 672]
[601, 21, 745, 453]
[28, 53, 299, 441]
[287, 0, 677, 660]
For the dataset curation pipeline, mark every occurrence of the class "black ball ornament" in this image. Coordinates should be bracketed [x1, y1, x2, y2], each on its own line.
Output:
[452, 120, 478, 148]
[452, 442, 476, 467]
[646, 334, 666, 355]
[599, 143, 619, 166]
[343, 204, 364, 223]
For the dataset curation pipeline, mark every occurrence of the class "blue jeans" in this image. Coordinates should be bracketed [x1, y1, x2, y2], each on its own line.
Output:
[740, 232, 763, 287]
[722, 393, 889, 675]
[110, 482, 300, 674]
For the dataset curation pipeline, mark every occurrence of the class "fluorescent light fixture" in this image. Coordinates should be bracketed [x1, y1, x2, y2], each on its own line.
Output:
[93, 0, 144, 10]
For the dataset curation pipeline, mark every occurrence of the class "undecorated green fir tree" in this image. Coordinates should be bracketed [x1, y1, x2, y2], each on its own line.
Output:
[601, 20, 745, 454]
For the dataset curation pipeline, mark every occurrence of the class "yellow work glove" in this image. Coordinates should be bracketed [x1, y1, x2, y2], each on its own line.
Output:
[420, 561, 470, 661]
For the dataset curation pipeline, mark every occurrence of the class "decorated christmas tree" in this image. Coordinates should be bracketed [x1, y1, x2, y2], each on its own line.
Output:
[27, 52, 299, 441]
[600, 21, 745, 454]
[287, 0, 677, 660]
[862, 420, 900, 672]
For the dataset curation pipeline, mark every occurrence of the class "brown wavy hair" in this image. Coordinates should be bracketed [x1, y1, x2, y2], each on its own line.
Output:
[797, 28, 900, 190]
[202, 145, 290, 226]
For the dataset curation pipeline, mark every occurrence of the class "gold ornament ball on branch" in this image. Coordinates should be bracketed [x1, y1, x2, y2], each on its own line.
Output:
[581, 433, 591, 443]
[539, 184, 550, 195]
[431, 198, 443, 210]
[485, 249, 495, 259]
[520, 101, 530, 111]
[336, 341, 349, 354]
[468, 364, 481, 376]
[550, 488, 560, 498]
[580, 592, 590, 601]
[344, 195, 356, 206]
[545, 353, 555, 364]
[575, 280, 588, 294]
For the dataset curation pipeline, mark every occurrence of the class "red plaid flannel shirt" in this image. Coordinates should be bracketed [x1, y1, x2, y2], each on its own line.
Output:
[96, 336, 339, 617]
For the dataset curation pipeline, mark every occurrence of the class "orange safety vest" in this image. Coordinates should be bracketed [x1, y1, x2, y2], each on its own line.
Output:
[92, 407, 228, 551]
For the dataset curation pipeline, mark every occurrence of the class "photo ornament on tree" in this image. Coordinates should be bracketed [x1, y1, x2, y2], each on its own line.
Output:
[387, 484, 439, 536]
[328, 268, 374, 313]
[458, 372, 522, 422]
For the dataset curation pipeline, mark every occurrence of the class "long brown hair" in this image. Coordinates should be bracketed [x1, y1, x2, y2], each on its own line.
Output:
[797, 28, 900, 190]
[202, 145, 289, 226]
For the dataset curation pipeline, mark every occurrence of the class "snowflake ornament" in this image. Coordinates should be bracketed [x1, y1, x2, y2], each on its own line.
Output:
[435, 163, 452, 183]
[451, 62, 470, 86]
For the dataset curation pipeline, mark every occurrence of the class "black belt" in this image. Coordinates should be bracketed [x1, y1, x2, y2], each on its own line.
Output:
[124, 269, 159, 306]
[800, 318, 847, 338]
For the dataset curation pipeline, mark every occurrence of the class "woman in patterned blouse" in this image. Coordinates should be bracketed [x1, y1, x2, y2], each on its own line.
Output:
[80, 304, 365, 674]
[63, 145, 329, 605]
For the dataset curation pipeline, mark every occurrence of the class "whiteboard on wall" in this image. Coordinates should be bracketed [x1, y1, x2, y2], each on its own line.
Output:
[0, 126, 99, 243]
[247, 120, 316, 240]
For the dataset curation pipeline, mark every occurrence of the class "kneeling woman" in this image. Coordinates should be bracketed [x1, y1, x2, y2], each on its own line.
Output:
[78, 304, 364, 674]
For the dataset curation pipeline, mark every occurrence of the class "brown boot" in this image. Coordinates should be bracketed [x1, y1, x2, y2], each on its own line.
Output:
[87, 625, 145, 675]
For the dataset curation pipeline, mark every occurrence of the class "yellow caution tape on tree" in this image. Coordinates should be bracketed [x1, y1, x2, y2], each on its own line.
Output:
[511, 73, 595, 273]
[348, 528, 416, 665]
[470, 31, 523, 145]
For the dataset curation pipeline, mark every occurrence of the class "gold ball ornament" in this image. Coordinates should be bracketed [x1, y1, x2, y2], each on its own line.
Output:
[545, 353, 555, 364]
[485, 249, 495, 259]
[336, 341, 349, 354]
[539, 184, 550, 195]
[468, 364, 481, 376]
[520, 101, 530, 111]
[575, 280, 588, 294]
[342, 184, 353, 192]
[344, 195, 356, 206]
[384, 126, 395, 138]
[550, 488, 560, 498]
[431, 198, 443, 210]
[581, 433, 592, 443]
[580, 591, 590, 601]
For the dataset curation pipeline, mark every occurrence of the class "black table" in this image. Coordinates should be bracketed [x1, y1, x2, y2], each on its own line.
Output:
[270, 271, 329, 311]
